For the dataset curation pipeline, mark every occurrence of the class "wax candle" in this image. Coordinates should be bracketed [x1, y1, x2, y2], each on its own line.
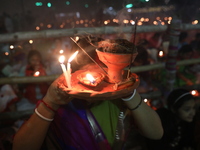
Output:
[67, 51, 79, 87]
[59, 55, 71, 88]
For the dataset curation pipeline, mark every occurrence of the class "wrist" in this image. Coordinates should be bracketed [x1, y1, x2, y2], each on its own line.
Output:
[42, 97, 60, 111]
[122, 89, 136, 101]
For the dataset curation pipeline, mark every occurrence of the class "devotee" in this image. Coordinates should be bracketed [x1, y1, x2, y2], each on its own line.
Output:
[145, 88, 197, 150]
[13, 36, 163, 150]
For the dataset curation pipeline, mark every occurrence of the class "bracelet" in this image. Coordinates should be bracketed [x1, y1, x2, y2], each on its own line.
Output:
[41, 100, 57, 113]
[122, 89, 136, 101]
[128, 97, 143, 111]
[35, 108, 54, 122]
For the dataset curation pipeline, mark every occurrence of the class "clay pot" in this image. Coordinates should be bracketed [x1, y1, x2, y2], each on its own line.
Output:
[96, 49, 138, 83]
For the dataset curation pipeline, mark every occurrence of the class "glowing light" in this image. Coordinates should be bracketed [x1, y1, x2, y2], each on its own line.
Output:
[59, 50, 64, 54]
[29, 40, 33, 44]
[130, 20, 135, 25]
[86, 74, 95, 84]
[190, 90, 199, 96]
[158, 51, 164, 57]
[144, 99, 148, 103]
[10, 45, 14, 49]
[34, 71, 40, 77]
[47, 24, 52, 28]
[192, 20, 198, 25]
[36, 26, 40, 30]
[5, 52, 9, 55]
[153, 21, 158, 25]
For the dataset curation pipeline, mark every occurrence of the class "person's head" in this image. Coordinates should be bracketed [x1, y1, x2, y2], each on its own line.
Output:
[27, 50, 43, 68]
[167, 88, 196, 122]
[133, 45, 149, 66]
[179, 32, 188, 43]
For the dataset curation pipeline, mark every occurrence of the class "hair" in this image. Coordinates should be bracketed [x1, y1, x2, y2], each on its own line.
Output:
[167, 88, 194, 111]
[178, 44, 193, 54]
[27, 50, 43, 65]
[179, 32, 188, 42]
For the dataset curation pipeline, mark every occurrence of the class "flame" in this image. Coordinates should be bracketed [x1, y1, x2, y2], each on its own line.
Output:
[34, 71, 40, 77]
[59, 49, 64, 54]
[86, 73, 95, 83]
[59, 55, 65, 63]
[75, 36, 79, 41]
[68, 51, 79, 62]
[159, 51, 164, 57]
[190, 90, 199, 96]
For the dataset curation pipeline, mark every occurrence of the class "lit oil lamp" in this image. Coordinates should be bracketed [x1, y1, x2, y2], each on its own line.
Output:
[34, 71, 40, 77]
[77, 71, 105, 87]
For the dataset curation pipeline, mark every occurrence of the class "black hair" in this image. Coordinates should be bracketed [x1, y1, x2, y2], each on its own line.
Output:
[27, 50, 43, 65]
[178, 44, 193, 54]
[167, 88, 194, 110]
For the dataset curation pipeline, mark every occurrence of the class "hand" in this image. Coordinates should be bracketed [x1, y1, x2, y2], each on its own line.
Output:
[43, 74, 74, 110]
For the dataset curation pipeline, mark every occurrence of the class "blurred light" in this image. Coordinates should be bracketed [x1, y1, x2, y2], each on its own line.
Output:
[47, 2, 52, 7]
[66, 1, 70, 5]
[75, 36, 79, 41]
[29, 40, 33, 44]
[84, 4, 89, 8]
[104, 20, 108, 25]
[130, 20, 135, 25]
[10, 45, 14, 49]
[127, 8, 132, 12]
[191, 90, 199, 96]
[158, 51, 164, 57]
[144, 18, 149, 22]
[138, 21, 142, 25]
[59, 50, 64, 54]
[34, 71, 40, 77]
[47, 3, 51, 7]
[140, 17, 144, 22]
[123, 19, 129, 24]
[126, 4, 133, 8]
[47, 24, 52, 28]
[36, 26, 40, 30]
[5, 52, 9, 56]
[144, 99, 148, 103]
[153, 21, 158, 25]
[168, 17, 172, 20]
[192, 20, 198, 25]
[35, 2, 43, 6]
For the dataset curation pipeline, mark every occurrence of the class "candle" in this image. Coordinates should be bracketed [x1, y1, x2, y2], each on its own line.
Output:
[34, 71, 40, 77]
[59, 55, 71, 88]
[158, 50, 164, 57]
[86, 73, 95, 84]
[67, 51, 79, 84]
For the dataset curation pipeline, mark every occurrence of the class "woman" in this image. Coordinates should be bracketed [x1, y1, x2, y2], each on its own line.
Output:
[146, 88, 197, 150]
[13, 36, 163, 150]
[17, 50, 49, 111]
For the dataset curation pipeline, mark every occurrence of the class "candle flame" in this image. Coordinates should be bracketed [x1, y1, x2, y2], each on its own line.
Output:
[34, 71, 40, 77]
[190, 90, 199, 96]
[86, 73, 95, 83]
[68, 51, 79, 62]
[159, 51, 164, 57]
[75, 36, 79, 41]
[59, 49, 64, 54]
[59, 55, 65, 63]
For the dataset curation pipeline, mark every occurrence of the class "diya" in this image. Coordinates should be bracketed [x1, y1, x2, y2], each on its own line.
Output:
[59, 38, 140, 100]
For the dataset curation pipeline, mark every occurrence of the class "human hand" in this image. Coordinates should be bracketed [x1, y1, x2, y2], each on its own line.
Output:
[43, 74, 74, 111]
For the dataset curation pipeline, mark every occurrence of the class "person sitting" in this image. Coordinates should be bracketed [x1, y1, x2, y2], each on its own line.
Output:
[145, 88, 197, 150]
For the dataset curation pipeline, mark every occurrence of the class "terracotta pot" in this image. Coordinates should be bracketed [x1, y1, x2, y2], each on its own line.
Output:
[96, 49, 138, 83]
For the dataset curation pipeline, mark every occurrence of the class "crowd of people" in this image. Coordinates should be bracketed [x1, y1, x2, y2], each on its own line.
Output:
[0, 29, 200, 149]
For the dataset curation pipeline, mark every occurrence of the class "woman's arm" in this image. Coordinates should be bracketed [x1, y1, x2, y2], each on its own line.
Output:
[13, 75, 72, 150]
[123, 91, 164, 140]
